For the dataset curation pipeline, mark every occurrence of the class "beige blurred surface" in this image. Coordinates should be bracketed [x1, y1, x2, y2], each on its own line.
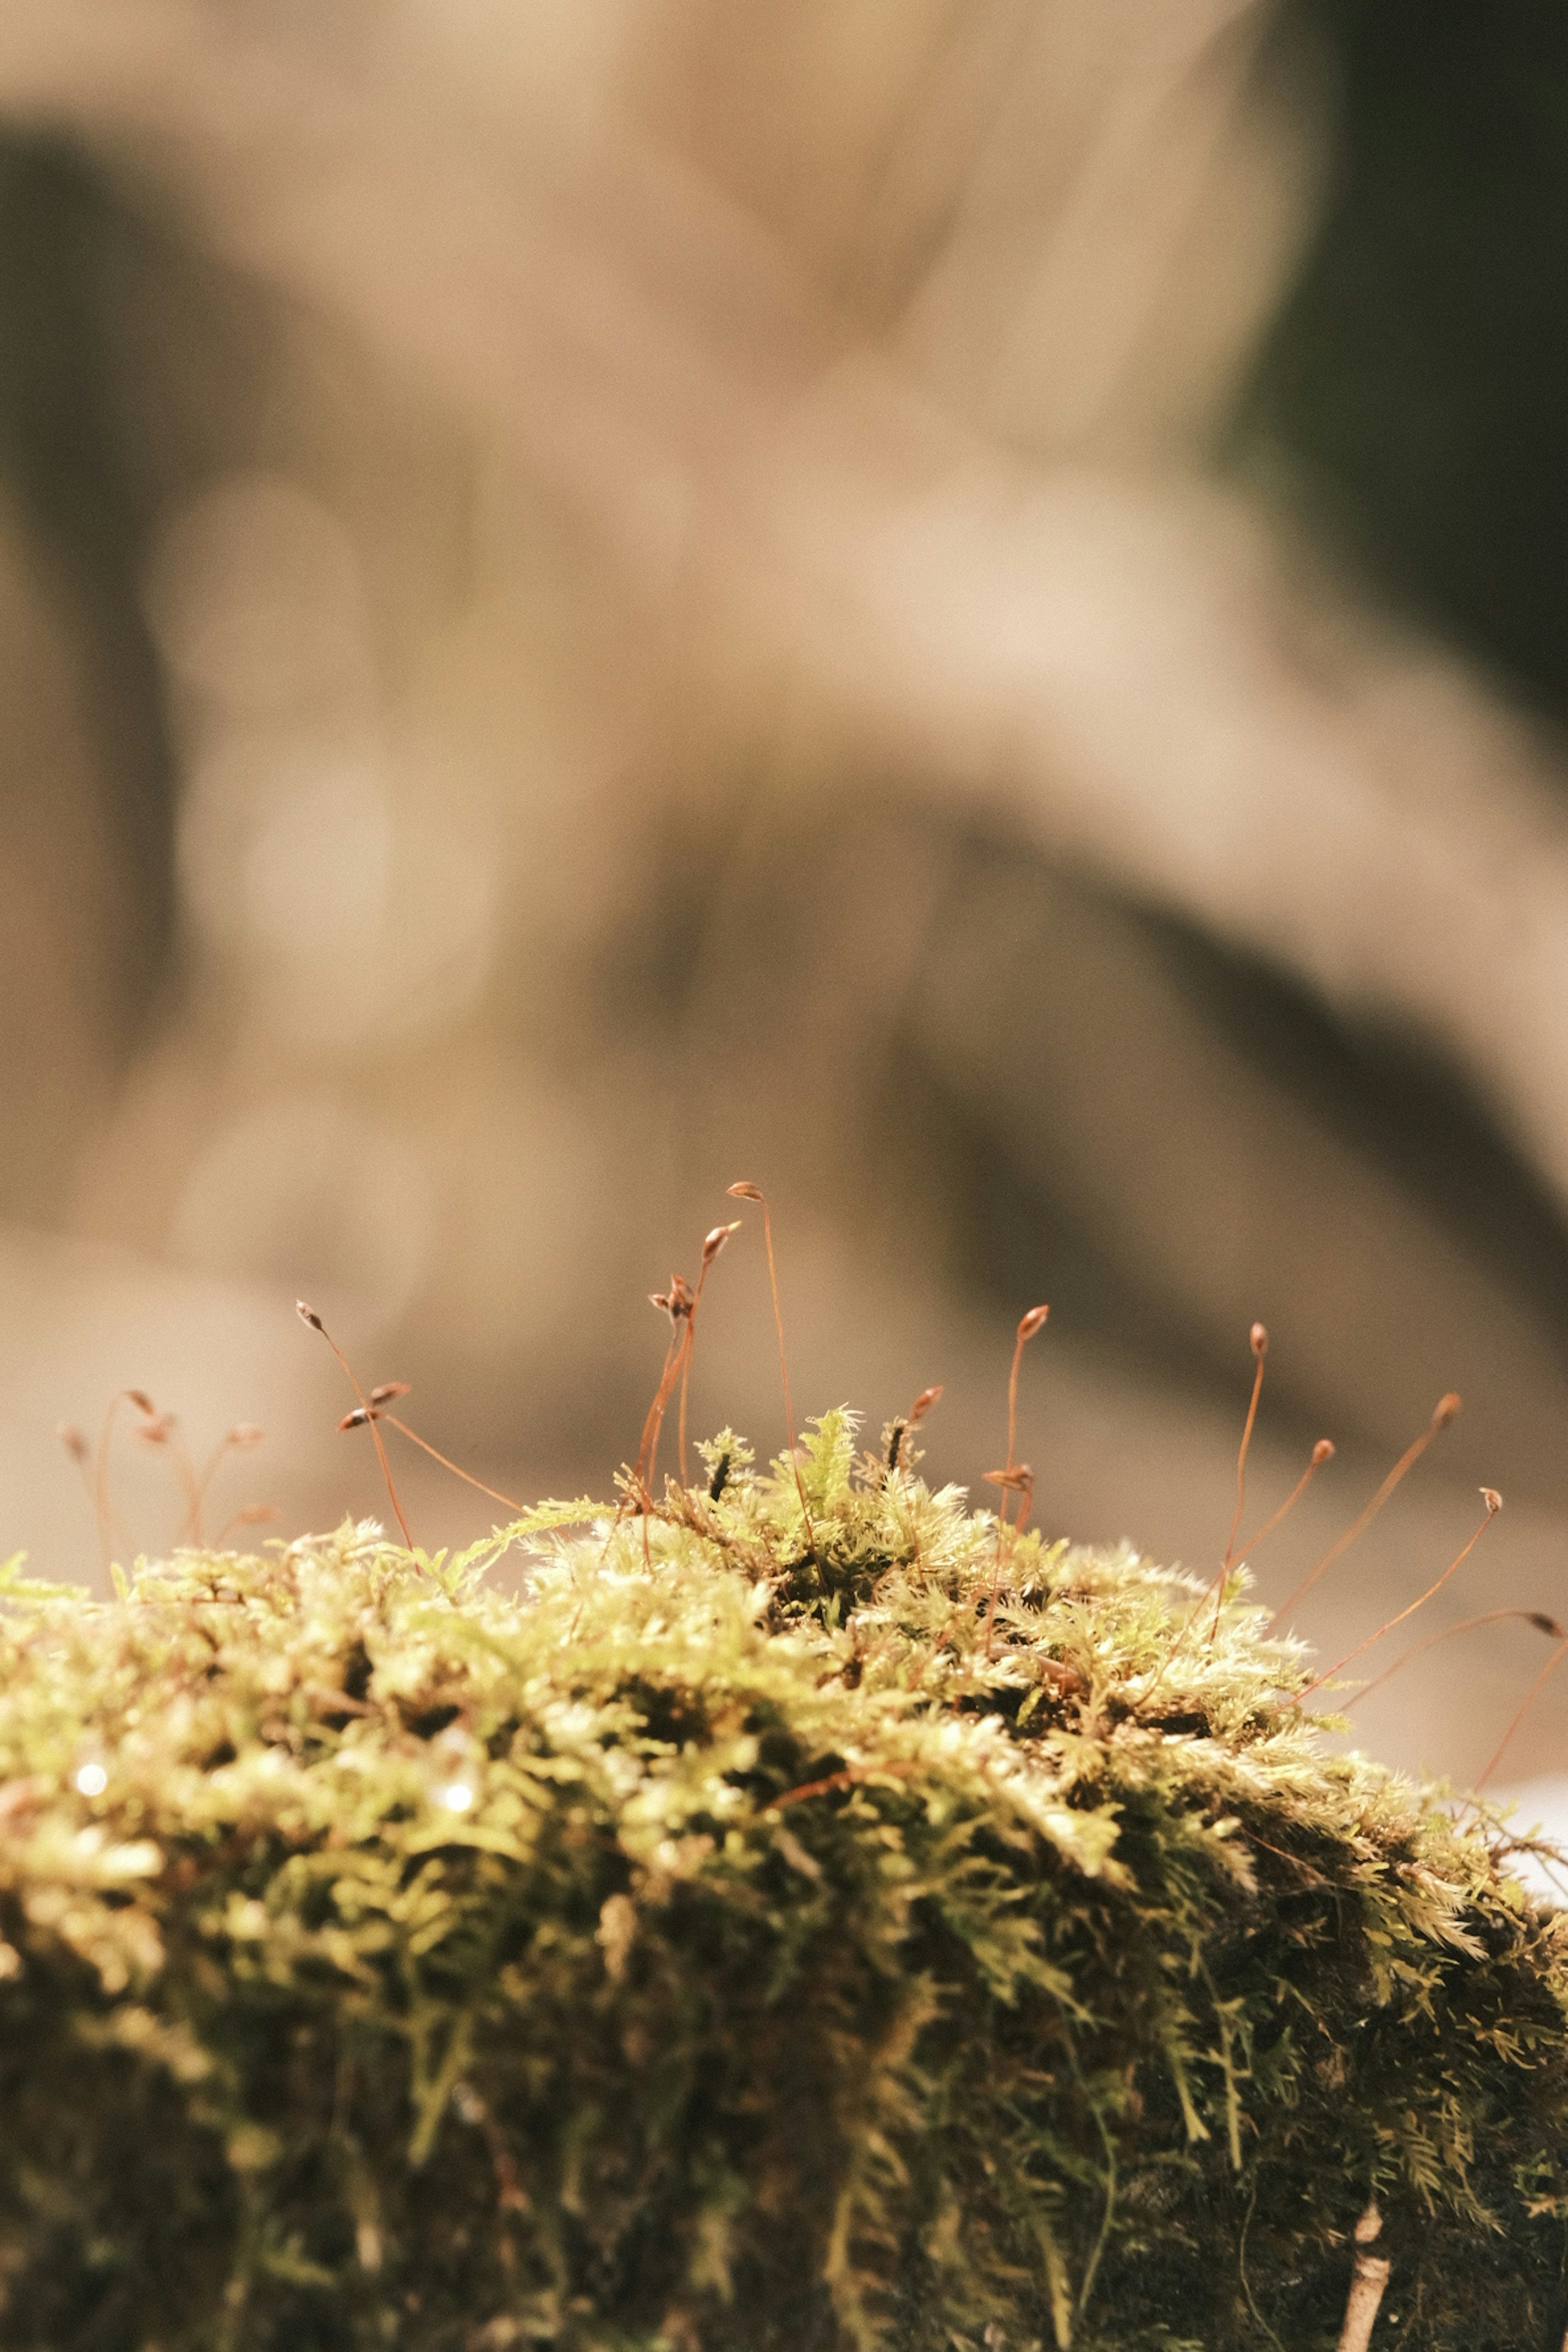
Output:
[0, 2, 1560, 1790]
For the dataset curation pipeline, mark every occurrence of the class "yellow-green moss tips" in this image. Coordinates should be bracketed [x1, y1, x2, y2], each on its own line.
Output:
[0, 1412, 1565, 2349]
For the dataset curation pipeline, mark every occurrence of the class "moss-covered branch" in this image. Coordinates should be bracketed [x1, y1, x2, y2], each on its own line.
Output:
[0, 1413, 1564, 2349]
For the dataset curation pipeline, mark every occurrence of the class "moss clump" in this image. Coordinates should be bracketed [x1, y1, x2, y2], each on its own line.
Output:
[0, 1410, 1564, 2350]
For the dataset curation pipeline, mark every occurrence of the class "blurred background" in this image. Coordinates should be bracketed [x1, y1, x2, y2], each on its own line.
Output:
[0, 0, 1566, 1791]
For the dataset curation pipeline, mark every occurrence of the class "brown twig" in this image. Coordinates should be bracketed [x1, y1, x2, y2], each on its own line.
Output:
[1336, 2202, 1391, 2352]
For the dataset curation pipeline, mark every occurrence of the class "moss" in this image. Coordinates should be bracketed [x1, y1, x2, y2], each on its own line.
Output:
[0, 1408, 1564, 2349]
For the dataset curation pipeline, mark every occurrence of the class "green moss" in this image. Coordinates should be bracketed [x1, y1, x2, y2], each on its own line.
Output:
[0, 1409, 1564, 2350]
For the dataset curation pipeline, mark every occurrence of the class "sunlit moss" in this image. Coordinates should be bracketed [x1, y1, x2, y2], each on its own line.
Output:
[0, 1410, 1563, 2350]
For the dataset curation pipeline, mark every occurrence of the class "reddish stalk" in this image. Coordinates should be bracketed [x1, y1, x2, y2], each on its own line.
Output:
[133, 1412, 206, 1543]
[639, 1276, 693, 1498]
[884, 1386, 944, 1576]
[981, 1464, 1035, 1656]
[983, 1303, 1049, 1659]
[618, 1269, 702, 1569]
[677, 1221, 740, 1486]
[183, 1423, 266, 1544]
[1153, 1428, 1334, 1714]
[728, 1182, 817, 1565]
[214, 1501, 282, 1546]
[1232, 1437, 1335, 1565]
[1268, 1392, 1461, 1629]
[297, 1301, 414, 1550]
[57, 1422, 94, 1519]
[1172, 1408, 1334, 1668]
[887, 1385, 943, 1477]
[772, 1758, 919, 1810]
[1209, 1323, 1268, 1640]
[1477, 1637, 1568, 1790]
[91, 1389, 161, 1572]
[341, 1396, 528, 1518]
[1297, 1488, 1502, 1705]
[1348, 1606, 1564, 1711]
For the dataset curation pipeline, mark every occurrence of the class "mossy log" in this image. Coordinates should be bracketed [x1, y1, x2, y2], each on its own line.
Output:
[0, 1412, 1564, 2350]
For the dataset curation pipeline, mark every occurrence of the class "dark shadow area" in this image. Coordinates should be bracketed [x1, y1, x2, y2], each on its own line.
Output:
[1251, 1, 1568, 724]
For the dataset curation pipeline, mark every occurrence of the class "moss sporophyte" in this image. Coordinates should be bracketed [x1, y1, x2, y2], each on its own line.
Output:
[1, 1404, 1567, 2352]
